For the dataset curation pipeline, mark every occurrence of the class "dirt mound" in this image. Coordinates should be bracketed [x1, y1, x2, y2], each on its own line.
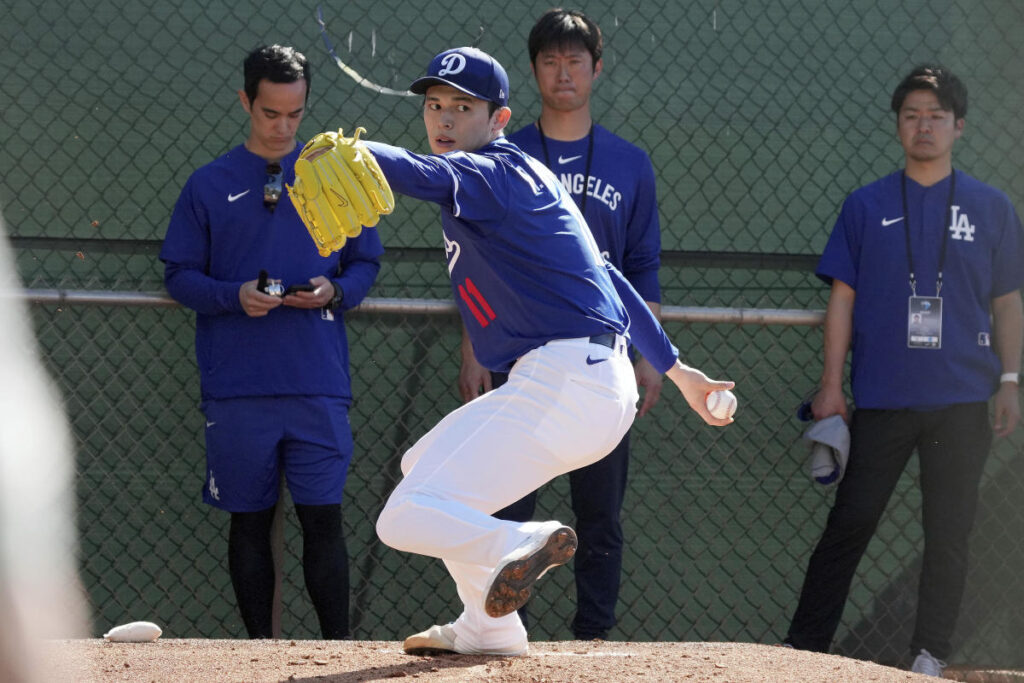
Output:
[41, 638, 969, 682]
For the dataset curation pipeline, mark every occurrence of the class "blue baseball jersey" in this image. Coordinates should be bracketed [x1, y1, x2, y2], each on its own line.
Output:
[365, 137, 677, 373]
[160, 143, 384, 401]
[817, 169, 1024, 409]
[508, 123, 661, 303]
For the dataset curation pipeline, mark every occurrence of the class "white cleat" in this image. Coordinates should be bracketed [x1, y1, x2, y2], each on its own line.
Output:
[403, 623, 527, 656]
[484, 521, 578, 619]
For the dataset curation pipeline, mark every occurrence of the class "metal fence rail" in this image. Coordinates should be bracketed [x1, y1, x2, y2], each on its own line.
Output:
[17, 289, 828, 326]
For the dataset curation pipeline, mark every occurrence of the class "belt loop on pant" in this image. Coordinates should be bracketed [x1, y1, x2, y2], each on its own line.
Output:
[588, 333, 616, 349]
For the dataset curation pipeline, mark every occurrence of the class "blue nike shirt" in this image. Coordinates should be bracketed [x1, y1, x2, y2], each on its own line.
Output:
[817, 169, 1024, 409]
[160, 143, 384, 401]
[508, 122, 661, 304]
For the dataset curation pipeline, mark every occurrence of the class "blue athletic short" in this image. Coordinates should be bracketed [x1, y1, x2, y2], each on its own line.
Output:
[200, 396, 353, 512]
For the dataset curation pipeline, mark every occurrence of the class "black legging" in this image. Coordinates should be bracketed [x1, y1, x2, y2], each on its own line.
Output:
[228, 503, 349, 639]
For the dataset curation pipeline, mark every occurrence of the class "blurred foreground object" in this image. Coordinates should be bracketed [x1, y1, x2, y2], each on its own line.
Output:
[0, 209, 89, 682]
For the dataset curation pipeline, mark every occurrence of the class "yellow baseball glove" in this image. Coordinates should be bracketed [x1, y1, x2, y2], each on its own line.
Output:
[287, 127, 394, 256]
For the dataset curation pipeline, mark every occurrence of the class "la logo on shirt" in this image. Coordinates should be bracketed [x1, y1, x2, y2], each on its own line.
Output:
[949, 205, 975, 241]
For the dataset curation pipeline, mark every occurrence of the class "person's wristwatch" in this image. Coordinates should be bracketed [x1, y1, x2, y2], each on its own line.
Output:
[328, 282, 344, 311]
[1000, 372, 1020, 385]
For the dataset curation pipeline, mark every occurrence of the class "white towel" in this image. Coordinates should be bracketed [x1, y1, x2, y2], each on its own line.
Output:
[802, 415, 850, 486]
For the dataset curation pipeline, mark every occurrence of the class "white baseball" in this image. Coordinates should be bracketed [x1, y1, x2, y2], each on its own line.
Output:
[705, 390, 737, 420]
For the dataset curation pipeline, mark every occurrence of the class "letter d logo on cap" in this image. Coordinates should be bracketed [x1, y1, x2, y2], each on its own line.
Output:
[437, 53, 466, 76]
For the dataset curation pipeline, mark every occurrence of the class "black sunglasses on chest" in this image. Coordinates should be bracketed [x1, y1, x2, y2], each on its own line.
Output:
[264, 162, 283, 211]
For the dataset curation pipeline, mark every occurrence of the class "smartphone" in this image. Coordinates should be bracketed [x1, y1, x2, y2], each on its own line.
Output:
[283, 283, 316, 296]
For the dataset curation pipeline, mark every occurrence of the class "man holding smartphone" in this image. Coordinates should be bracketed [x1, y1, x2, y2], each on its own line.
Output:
[160, 44, 384, 639]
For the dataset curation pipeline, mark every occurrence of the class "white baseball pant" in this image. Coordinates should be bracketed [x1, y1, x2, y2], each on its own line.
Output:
[376, 335, 638, 651]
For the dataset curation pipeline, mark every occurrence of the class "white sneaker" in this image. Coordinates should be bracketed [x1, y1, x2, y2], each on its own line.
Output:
[484, 521, 577, 618]
[403, 623, 527, 656]
[910, 648, 946, 677]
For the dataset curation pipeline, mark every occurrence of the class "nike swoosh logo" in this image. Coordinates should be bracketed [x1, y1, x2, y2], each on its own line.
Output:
[558, 155, 582, 164]
[227, 190, 250, 202]
[585, 355, 608, 365]
[881, 216, 904, 226]
[206, 421, 216, 428]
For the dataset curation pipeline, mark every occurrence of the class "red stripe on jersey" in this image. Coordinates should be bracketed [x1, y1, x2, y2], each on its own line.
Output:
[459, 283, 489, 327]
[465, 278, 496, 320]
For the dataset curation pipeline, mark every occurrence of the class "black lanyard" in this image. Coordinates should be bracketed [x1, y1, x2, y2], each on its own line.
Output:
[536, 119, 594, 215]
[901, 169, 956, 296]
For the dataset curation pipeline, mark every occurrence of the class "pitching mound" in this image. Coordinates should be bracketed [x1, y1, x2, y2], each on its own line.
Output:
[39, 638, 985, 682]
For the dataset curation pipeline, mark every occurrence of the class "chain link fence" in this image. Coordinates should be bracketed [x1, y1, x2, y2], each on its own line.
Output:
[3, 0, 1023, 670]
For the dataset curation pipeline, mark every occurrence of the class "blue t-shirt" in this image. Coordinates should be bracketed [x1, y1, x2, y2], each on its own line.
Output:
[507, 123, 662, 303]
[817, 169, 1024, 409]
[160, 143, 384, 401]
[365, 137, 678, 373]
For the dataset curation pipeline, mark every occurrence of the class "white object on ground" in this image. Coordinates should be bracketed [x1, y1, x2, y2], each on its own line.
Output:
[103, 621, 163, 642]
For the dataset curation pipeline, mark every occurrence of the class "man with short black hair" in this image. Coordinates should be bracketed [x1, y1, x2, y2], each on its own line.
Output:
[160, 44, 384, 639]
[784, 65, 1023, 678]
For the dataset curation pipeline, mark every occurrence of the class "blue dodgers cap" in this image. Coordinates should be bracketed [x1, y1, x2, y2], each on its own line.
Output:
[409, 47, 509, 107]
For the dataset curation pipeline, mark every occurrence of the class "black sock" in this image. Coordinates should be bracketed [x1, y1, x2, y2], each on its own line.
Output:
[228, 506, 276, 638]
[295, 503, 350, 639]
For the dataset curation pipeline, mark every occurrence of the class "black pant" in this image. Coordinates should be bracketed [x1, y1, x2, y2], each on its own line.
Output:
[491, 370, 631, 640]
[786, 402, 992, 659]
